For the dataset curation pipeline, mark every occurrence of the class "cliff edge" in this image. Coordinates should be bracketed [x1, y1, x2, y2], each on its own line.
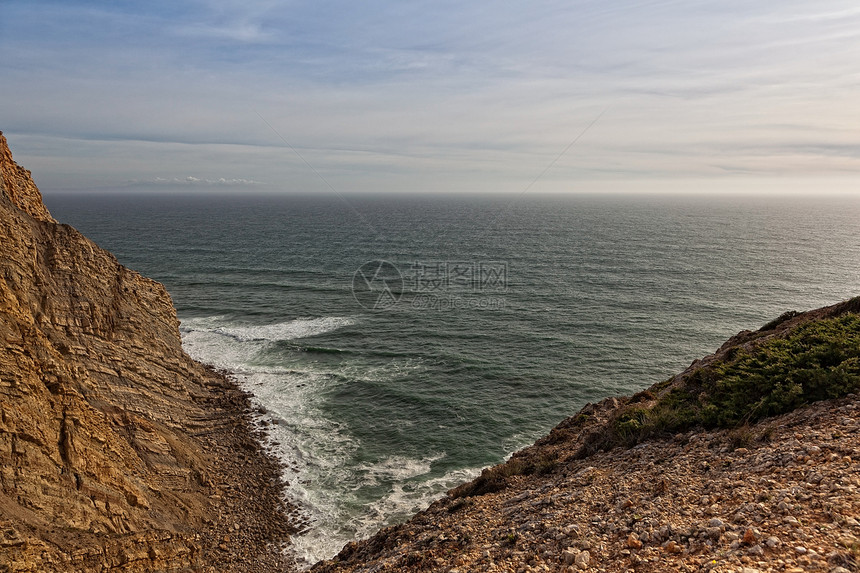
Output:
[315, 300, 860, 573]
[2, 130, 858, 573]
[0, 132, 295, 572]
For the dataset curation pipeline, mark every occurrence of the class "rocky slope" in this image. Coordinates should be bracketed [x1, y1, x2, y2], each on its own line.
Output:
[314, 300, 860, 573]
[2, 129, 858, 573]
[0, 132, 295, 572]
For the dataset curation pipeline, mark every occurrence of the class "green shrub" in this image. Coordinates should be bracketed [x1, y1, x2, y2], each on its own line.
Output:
[699, 314, 860, 426]
[580, 312, 860, 456]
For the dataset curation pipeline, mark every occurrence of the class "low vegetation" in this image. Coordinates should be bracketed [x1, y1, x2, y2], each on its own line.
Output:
[452, 305, 860, 498]
[589, 312, 860, 454]
[449, 452, 559, 498]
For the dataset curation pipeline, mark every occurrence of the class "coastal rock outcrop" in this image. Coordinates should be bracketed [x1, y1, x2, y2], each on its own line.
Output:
[2, 128, 858, 573]
[314, 300, 860, 572]
[0, 132, 294, 572]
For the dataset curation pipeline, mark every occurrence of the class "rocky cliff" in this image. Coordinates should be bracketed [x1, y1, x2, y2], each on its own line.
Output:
[0, 132, 295, 572]
[314, 300, 860, 573]
[2, 129, 859, 573]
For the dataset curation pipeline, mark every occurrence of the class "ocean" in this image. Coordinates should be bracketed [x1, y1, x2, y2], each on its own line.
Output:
[45, 192, 860, 566]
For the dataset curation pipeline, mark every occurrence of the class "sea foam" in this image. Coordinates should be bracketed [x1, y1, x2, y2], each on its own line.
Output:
[180, 315, 474, 568]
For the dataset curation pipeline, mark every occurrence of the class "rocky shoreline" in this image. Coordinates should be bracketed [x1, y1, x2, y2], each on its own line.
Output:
[179, 365, 296, 572]
[0, 131, 296, 572]
[2, 128, 859, 573]
[313, 394, 859, 573]
[313, 299, 860, 573]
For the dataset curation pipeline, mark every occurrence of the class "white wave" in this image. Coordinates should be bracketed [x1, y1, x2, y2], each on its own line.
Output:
[179, 315, 356, 371]
[216, 317, 356, 342]
[180, 328, 261, 372]
[356, 453, 443, 485]
[352, 464, 482, 540]
[181, 315, 356, 342]
[253, 378, 360, 568]
[178, 313, 477, 569]
[179, 317, 359, 567]
[288, 456, 482, 569]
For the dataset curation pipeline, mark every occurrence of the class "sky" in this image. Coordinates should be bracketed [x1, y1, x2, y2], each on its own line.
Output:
[2, 0, 860, 195]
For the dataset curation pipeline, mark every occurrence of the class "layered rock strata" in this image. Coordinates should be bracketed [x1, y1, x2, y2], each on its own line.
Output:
[0, 131, 295, 572]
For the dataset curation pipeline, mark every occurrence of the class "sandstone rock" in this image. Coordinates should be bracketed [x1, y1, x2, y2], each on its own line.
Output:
[0, 133, 54, 223]
[562, 548, 577, 566]
[663, 540, 682, 554]
[7, 132, 857, 573]
[0, 132, 294, 572]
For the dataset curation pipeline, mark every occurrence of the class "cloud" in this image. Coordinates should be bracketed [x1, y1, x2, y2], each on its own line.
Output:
[173, 22, 274, 43]
[2, 0, 860, 194]
[142, 176, 265, 186]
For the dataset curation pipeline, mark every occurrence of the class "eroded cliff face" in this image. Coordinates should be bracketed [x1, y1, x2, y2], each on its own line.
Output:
[0, 132, 294, 572]
[0, 136, 55, 224]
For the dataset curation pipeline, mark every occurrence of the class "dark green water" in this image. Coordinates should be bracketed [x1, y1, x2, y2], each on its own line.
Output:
[45, 192, 860, 565]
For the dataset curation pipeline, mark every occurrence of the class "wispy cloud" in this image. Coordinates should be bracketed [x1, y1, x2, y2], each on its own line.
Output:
[136, 176, 265, 186]
[2, 0, 860, 194]
[174, 22, 274, 43]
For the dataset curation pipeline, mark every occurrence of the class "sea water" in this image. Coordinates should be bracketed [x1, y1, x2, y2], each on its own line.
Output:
[45, 192, 860, 566]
